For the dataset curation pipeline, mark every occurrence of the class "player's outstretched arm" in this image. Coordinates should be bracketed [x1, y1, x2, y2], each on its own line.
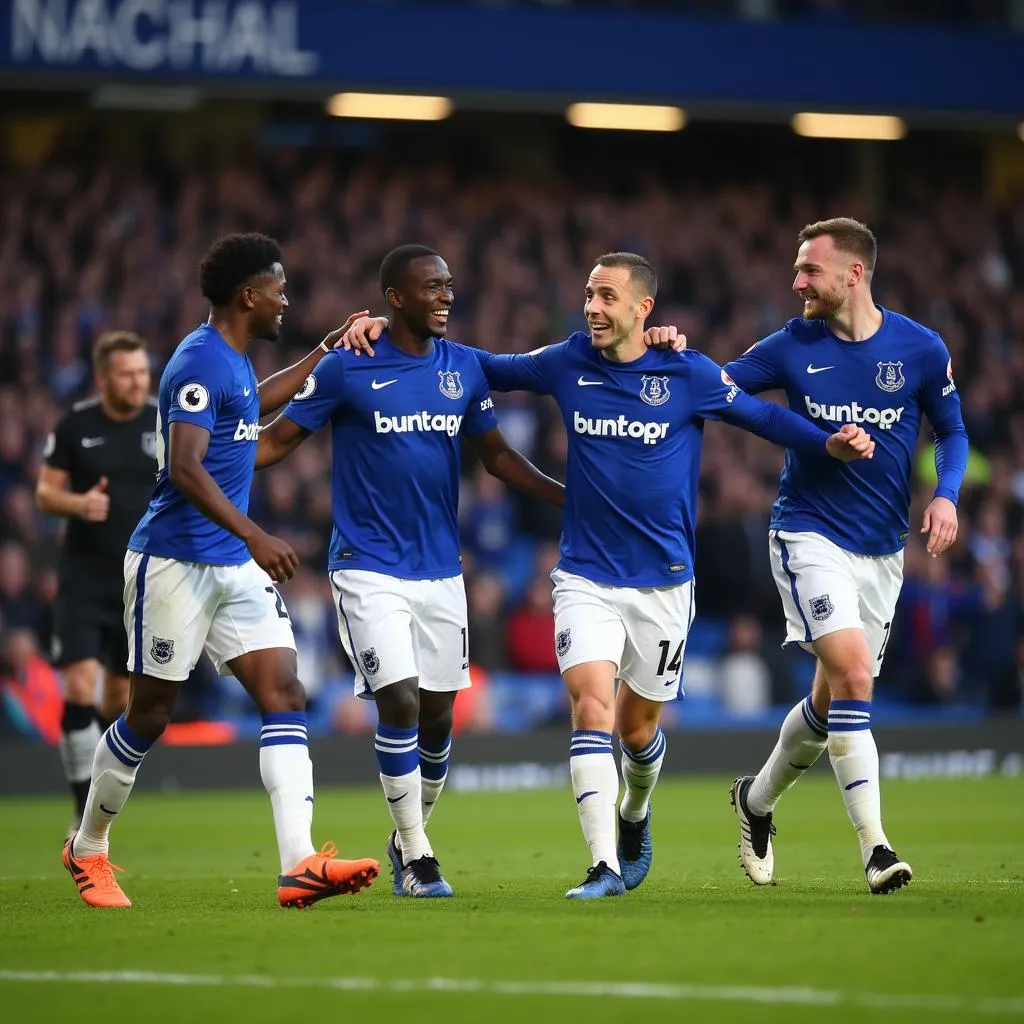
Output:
[257, 310, 369, 415]
[724, 392, 874, 462]
[168, 421, 298, 582]
[256, 415, 313, 470]
[469, 428, 564, 508]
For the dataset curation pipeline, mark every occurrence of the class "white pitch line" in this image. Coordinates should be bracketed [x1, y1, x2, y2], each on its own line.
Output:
[0, 970, 1022, 1015]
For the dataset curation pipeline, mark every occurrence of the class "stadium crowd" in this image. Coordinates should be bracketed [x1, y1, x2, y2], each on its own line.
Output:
[1, 141, 1022, 734]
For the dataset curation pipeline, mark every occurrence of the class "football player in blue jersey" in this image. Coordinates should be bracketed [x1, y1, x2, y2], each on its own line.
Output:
[256, 245, 565, 897]
[338, 251, 875, 898]
[647, 218, 969, 894]
[725, 219, 968, 894]
[63, 233, 380, 910]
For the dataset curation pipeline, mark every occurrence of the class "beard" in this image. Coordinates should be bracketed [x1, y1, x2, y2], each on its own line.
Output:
[106, 390, 146, 415]
[801, 286, 845, 319]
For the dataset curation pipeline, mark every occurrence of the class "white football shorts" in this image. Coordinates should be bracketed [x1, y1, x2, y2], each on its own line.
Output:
[329, 569, 471, 697]
[768, 529, 904, 676]
[550, 568, 696, 702]
[123, 551, 297, 682]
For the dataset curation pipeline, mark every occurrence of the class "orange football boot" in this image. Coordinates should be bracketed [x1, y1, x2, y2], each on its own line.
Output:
[277, 841, 379, 908]
[62, 835, 132, 908]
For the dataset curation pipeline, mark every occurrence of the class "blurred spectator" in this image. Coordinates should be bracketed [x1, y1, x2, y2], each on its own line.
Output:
[719, 615, 772, 715]
[506, 575, 559, 672]
[1, 628, 62, 744]
[466, 572, 509, 671]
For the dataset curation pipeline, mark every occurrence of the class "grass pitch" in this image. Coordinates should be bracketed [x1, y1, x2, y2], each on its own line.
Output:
[1, 774, 1022, 1023]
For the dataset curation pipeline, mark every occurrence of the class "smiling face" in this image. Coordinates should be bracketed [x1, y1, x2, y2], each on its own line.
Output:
[792, 235, 858, 321]
[244, 262, 289, 341]
[388, 255, 454, 338]
[584, 264, 652, 351]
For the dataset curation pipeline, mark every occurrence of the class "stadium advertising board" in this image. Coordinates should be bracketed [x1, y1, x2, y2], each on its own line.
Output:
[3, 0, 1024, 116]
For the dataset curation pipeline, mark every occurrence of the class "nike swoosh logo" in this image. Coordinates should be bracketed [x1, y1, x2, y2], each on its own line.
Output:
[844, 779, 869, 791]
[372, 379, 398, 390]
[386, 793, 407, 804]
[576, 790, 598, 804]
[577, 377, 603, 386]
[304, 795, 314, 804]
[99, 804, 118, 815]
[81, 437, 106, 448]
[243, 387, 251, 396]
[806, 364, 835, 374]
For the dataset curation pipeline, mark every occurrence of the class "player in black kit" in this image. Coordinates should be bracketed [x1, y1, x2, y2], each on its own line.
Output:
[36, 331, 157, 834]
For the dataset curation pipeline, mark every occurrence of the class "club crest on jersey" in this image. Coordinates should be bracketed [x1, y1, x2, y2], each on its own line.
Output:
[141, 432, 157, 459]
[294, 375, 317, 400]
[359, 648, 380, 675]
[556, 628, 572, 658]
[639, 375, 670, 407]
[875, 361, 905, 394]
[150, 637, 175, 665]
[438, 370, 464, 400]
[809, 594, 834, 622]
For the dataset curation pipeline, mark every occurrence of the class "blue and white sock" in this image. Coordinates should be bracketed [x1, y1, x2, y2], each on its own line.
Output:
[259, 712, 316, 874]
[619, 728, 666, 822]
[376, 724, 430, 863]
[74, 715, 153, 858]
[419, 735, 451, 827]
[828, 700, 889, 866]
[569, 729, 620, 875]
[747, 695, 829, 815]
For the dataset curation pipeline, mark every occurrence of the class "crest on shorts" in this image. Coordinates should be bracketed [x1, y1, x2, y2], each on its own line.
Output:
[639, 375, 670, 407]
[359, 648, 380, 675]
[875, 361, 905, 393]
[556, 628, 572, 658]
[809, 594, 834, 622]
[141, 432, 157, 459]
[150, 637, 175, 664]
[438, 370, 464, 400]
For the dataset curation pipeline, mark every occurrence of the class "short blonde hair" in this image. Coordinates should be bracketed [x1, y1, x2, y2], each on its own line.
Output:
[92, 331, 147, 374]
[798, 218, 877, 274]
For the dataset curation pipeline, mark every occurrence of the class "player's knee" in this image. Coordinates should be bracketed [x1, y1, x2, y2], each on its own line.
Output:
[125, 703, 172, 743]
[62, 661, 101, 703]
[260, 674, 306, 714]
[419, 703, 454, 742]
[375, 678, 420, 729]
[618, 718, 658, 754]
[831, 664, 874, 701]
[572, 691, 615, 733]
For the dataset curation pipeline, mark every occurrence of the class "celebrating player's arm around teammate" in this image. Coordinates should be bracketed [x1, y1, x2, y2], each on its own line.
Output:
[37, 331, 156, 838]
[62, 232, 379, 910]
[257, 246, 564, 898]
[647, 218, 968, 895]
[340, 251, 873, 899]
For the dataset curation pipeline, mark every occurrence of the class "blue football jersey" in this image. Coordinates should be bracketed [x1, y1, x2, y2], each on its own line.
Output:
[724, 307, 969, 556]
[282, 334, 498, 579]
[129, 324, 260, 565]
[475, 332, 835, 588]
